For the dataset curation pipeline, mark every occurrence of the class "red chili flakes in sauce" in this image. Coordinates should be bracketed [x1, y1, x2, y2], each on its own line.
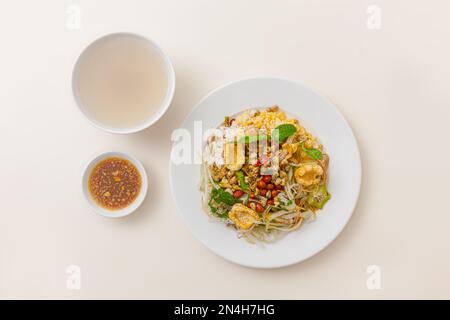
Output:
[88, 157, 141, 210]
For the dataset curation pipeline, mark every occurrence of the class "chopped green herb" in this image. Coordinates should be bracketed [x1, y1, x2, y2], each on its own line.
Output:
[301, 143, 323, 160]
[208, 199, 218, 214]
[210, 188, 237, 206]
[307, 185, 331, 209]
[238, 134, 269, 144]
[235, 171, 249, 191]
[208, 188, 236, 219]
[272, 124, 297, 143]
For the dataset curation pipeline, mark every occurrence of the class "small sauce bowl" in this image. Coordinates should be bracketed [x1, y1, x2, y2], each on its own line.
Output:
[82, 152, 148, 218]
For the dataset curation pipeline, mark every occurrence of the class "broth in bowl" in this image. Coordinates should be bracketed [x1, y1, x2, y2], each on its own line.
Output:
[73, 33, 175, 133]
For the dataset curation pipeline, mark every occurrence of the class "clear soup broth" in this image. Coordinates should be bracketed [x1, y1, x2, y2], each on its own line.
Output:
[74, 34, 168, 129]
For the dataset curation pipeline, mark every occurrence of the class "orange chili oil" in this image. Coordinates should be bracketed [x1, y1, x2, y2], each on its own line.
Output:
[88, 157, 141, 210]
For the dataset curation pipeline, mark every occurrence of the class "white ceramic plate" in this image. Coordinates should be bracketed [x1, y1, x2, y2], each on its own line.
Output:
[169, 78, 361, 268]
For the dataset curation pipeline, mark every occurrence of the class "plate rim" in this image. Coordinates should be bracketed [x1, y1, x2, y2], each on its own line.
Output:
[169, 76, 362, 268]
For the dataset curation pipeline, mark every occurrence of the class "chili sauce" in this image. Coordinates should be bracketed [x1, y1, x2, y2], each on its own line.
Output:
[88, 157, 141, 210]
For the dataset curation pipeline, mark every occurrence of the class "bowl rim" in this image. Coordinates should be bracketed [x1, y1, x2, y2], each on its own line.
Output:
[72, 32, 176, 134]
[82, 151, 148, 218]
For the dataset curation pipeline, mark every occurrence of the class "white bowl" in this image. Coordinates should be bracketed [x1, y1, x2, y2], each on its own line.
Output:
[169, 77, 361, 268]
[82, 152, 148, 218]
[72, 32, 175, 134]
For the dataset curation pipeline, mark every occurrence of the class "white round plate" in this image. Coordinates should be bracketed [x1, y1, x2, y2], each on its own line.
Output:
[169, 77, 361, 268]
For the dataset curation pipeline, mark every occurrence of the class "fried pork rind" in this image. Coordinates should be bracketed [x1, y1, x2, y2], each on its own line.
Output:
[294, 163, 324, 187]
[229, 203, 260, 230]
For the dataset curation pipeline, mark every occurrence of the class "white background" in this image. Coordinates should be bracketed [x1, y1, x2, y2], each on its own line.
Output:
[1, 0, 450, 299]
